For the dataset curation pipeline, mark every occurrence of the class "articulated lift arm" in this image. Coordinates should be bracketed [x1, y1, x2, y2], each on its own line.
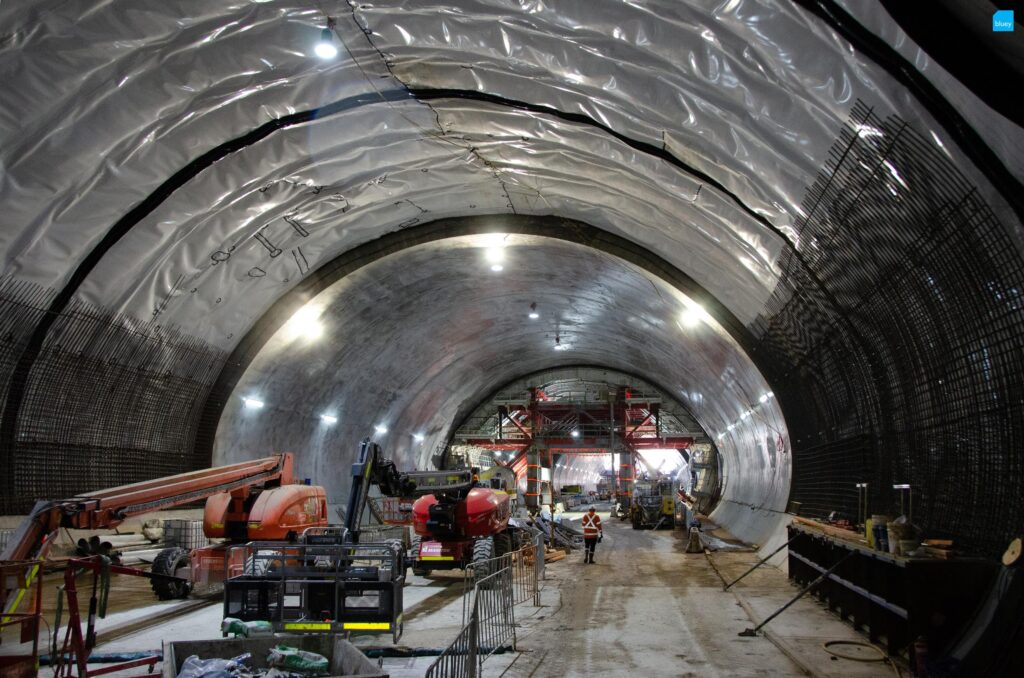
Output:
[1, 454, 295, 617]
[345, 439, 474, 542]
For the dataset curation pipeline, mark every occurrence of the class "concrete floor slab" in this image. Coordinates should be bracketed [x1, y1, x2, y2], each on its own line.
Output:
[34, 515, 903, 677]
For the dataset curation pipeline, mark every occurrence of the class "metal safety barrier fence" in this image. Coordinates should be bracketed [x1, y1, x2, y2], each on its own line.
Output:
[428, 567, 516, 678]
[462, 534, 543, 625]
[430, 533, 544, 678]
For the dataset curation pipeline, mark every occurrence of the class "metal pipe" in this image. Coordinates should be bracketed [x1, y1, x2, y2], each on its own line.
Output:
[722, 534, 799, 590]
[738, 552, 855, 637]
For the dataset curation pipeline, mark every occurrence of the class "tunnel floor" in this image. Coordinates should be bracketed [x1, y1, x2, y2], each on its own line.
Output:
[36, 514, 904, 677]
[500, 512, 901, 677]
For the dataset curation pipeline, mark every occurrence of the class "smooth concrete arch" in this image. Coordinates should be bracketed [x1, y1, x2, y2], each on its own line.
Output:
[194, 213, 760, 459]
[210, 232, 790, 550]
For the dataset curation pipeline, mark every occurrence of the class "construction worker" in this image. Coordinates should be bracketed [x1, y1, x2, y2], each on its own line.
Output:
[581, 506, 603, 564]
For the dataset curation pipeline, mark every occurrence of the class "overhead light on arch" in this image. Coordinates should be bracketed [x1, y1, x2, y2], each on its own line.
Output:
[413, 433, 425, 443]
[320, 414, 338, 425]
[242, 397, 264, 409]
[679, 298, 709, 328]
[375, 424, 388, 435]
[314, 18, 338, 59]
[286, 305, 324, 341]
[482, 233, 507, 272]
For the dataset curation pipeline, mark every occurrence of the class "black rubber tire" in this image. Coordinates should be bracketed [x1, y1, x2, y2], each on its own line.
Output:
[508, 527, 527, 550]
[494, 531, 512, 558]
[150, 547, 191, 600]
[471, 537, 495, 579]
[410, 535, 429, 577]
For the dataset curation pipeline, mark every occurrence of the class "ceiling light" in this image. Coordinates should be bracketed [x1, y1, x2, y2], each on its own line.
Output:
[413, 433, 425, 443]
[243, 397, 264, 409]
[491, 264, 503, 272]
[320, 414, 337, 424]
[680, 306, 706, 328]
[481, 233, 507, 248]
[759, 393, 769, 404]
[374, 424, 388, 435]
[314, 20, 338, 59]
[529, 312, 539, 319]
[286, 305, 324, 341]
[571, 430, 580, 438]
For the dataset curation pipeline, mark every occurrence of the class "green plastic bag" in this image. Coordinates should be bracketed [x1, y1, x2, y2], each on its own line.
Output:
[267, 645, 329, 673]
[220, 617, 273, 637]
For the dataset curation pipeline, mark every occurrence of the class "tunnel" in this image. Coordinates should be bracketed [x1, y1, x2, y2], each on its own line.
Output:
[1, 0, 1022, 674]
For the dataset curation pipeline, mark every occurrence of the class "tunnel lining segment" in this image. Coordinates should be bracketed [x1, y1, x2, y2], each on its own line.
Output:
[191, 215, 761, 464]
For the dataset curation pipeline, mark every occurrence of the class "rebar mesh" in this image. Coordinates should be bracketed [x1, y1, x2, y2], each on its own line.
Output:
[752, 102, 1024, 557]
[0, 279, 226, 514]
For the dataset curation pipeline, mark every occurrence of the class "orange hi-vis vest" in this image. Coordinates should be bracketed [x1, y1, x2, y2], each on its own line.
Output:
[582, 512, 602, 537]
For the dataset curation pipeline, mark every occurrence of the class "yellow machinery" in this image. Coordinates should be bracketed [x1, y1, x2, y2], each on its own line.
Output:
[630, 479, 676, 529]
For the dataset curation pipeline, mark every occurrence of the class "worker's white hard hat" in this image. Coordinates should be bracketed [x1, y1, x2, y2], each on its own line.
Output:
[589, 505, 596, 510]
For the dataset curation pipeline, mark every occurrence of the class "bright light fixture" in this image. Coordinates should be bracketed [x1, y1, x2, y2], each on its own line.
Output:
[759, 393, 769, 403]
[680, 299, 709, 328]
[286, 305, 324, 341]
[571, 430, 580, 438]
[491, 264, 504, 272]
[481, 233, 507, 248]
[374, 424, 388, 435]
[529, 312, 539, 319]
[314, 27, 338, 59]
[243, 397, 264, 409]
[413, 433, 425, 443]
[320, 414, 338, 424]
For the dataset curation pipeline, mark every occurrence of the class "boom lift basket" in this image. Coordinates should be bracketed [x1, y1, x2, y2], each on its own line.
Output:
[223, 539, 405, 643]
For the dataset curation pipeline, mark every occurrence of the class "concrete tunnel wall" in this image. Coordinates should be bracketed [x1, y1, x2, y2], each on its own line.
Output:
[0, 1, 1022, 563]
[212, 234, 790, 550]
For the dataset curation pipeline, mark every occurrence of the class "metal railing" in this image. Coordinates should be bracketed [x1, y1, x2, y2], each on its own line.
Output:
[461, 534, 543, 625]
[431, 533, 545, 678]
[429, 568, 515, 678]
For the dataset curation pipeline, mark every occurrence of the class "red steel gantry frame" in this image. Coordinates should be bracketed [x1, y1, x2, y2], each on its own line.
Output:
[462, 387, 693, 503]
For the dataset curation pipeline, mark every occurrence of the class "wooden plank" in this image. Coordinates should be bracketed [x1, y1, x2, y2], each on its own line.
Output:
[792, 516, 867, 543]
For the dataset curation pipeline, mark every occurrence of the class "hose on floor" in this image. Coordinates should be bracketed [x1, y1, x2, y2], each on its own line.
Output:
[822, 640, 901, 677]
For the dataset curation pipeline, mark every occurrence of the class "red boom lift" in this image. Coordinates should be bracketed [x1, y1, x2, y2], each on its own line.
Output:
[0, 454, 327, 675]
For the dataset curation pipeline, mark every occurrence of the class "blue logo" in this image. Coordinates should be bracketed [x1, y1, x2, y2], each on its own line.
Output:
[993, 10, 1014, 31]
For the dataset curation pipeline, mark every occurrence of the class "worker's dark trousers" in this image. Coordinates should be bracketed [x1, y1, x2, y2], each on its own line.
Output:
[584, 537, 597, 563]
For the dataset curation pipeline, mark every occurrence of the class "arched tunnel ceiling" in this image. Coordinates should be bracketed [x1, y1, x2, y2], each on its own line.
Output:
[214, 235, 787, 529]
[0, 1, 1022, 557]
[1, 0, 1021, 350]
